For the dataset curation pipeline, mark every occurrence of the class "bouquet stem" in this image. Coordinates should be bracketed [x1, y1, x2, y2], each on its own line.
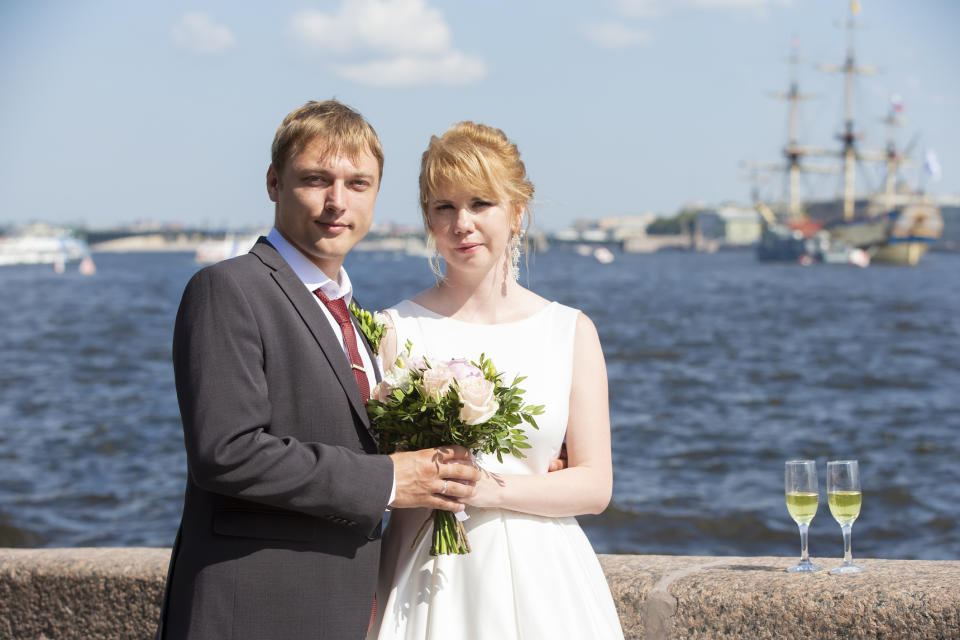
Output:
[417, 509, 470, 555]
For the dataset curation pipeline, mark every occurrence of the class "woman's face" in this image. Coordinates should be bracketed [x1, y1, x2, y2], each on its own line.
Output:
[427, 180, 520, 278]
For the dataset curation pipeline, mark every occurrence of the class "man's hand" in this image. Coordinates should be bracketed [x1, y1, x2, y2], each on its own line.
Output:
[548, 442, 568, 472]
[388, 446, 479, 511]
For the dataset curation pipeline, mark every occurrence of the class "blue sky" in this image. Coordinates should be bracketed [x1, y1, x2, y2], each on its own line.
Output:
[1, 0, 957, 231]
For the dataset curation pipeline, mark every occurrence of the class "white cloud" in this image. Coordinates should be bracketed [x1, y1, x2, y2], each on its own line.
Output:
[172, 13, 235, 54]
[336, 52, 486, 88]
[595, 0, 791, 47]
[289, 0, 485, 87]
[584, 22, 654, 49]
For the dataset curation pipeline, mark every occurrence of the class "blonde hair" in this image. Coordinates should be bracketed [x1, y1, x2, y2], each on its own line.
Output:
[419, 122, 534, 230]
[271, 100, 384, 182]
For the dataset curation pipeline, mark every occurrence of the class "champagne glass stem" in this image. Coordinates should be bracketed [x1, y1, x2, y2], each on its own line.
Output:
[798, 523, 811, 563]
[841, 523, 854, 565]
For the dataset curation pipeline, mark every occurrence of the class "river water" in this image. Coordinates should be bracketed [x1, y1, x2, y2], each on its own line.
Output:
[1, 248, 957, 560]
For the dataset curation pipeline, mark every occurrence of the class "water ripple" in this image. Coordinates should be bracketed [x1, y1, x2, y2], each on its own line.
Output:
[1, 250, 958, 560]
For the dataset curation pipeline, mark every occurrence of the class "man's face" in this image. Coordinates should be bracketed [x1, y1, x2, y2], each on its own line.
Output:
[267, 136, 379, 279]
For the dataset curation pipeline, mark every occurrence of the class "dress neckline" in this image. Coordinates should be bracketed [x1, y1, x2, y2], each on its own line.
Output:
[402, 299, 557, 327]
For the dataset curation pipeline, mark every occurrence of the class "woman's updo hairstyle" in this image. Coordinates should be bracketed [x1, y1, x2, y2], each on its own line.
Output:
[418, 122, 534, 235]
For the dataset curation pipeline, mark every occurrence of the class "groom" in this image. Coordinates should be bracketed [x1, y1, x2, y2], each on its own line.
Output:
[155, 100, 479, 640]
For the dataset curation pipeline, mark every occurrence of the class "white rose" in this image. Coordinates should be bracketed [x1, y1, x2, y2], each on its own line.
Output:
[422, 363, 453, 399]
[383, 365, 412, 394]
[458, 377, 499, 425]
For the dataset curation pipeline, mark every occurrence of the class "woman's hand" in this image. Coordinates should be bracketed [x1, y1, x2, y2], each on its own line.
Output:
[459, 467, 505, 509]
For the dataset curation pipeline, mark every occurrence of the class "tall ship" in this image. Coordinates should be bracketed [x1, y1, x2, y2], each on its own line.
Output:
[753, 2, 943, 266]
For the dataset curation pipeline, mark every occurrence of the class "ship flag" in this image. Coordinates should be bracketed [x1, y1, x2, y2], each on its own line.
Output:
[924, 149, 942, 182]
[890, 93, 904, 113]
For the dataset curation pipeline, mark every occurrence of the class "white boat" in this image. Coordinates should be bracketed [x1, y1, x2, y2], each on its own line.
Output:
[821, 241, 870, 268]
[593, 247, 616, 264]
[194, 234, 261, 264]
[0, 225, 91, 266]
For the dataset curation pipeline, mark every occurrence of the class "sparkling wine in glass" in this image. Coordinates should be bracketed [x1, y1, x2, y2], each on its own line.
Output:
[827, 460, 865, 575]
[785, 460, 823, 572]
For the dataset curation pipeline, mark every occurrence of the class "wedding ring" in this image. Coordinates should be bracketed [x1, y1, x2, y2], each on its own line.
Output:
[441, 480, 449, 495]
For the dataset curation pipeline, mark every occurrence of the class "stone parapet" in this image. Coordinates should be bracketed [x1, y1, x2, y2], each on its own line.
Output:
[1, 548, 958, 639]
[599, 555, 960, 639]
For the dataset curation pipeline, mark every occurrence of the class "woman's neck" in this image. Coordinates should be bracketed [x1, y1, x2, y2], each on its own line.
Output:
[420, 262, 525, 324]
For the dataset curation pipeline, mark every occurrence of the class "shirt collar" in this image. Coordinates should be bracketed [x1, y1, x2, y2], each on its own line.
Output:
[266, 227, 353, 303]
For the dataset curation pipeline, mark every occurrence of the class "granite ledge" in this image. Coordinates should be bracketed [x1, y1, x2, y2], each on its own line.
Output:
[1, 549, 958, 639]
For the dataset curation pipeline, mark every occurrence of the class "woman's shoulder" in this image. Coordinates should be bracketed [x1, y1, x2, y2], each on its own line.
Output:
[383, 287, 443, 318]
[539, 296, 584, 325]
[532, 297, 597, 346]
[383, 298, 435, 320]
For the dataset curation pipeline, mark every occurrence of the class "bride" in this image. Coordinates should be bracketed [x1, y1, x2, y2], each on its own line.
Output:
[369, 122, 624, 639]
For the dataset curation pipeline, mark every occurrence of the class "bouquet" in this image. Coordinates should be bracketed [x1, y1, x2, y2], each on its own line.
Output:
[367, 341, 545, 555]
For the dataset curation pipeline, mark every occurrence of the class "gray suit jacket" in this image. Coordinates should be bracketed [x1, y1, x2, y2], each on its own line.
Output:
[156, 238, 394, 640]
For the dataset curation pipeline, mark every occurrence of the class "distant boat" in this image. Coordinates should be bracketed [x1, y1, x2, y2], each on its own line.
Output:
[593, 247, 615, 264]
[0, 225, 91, 267]
[78, 255, 97, 276]
[194, 233, 261, 264]
[821, 241, 870, 268]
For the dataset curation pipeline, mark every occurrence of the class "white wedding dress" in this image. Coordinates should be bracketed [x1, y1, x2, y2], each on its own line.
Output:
[369, 300, 624, 640]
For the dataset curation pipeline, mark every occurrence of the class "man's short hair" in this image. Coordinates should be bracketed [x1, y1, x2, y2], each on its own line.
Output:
[271, 100, 384, 182]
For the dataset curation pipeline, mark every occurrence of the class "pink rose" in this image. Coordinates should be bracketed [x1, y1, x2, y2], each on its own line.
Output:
[422, 363, 454, 398]
[447, 358, 483, 382]
[404, 356, 427, 373]
[458, 377, 499, 425]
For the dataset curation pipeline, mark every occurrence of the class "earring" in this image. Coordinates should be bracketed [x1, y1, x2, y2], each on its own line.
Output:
[509, 231, 523, 281]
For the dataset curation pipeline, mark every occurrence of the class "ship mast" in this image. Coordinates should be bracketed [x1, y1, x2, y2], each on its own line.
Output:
[784, 42, 804, 220]
[756, 40, 831, 222]
[881, 95, 907, 210]
[820, 1, 876, 221]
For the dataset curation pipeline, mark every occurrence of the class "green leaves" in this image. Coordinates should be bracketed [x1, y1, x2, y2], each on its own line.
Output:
[367, 354, 544, 460]
[369, 350, 545, 555]
[349, 301, 386, 354]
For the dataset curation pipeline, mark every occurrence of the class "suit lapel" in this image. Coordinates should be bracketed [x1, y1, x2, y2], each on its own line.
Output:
[251, 239, 372, 432]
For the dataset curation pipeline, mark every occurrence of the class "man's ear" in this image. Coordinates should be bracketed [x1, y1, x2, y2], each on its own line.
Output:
[266, 165, 280, 203]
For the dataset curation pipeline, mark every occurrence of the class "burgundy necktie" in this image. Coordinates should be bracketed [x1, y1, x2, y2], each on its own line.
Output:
[314, 289, 370, 400]
[315, 288, 377, 630]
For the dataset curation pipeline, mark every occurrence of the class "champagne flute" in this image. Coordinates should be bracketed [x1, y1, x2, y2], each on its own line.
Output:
[827, 460, 866, 575]
[785, 460, 823, 572]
